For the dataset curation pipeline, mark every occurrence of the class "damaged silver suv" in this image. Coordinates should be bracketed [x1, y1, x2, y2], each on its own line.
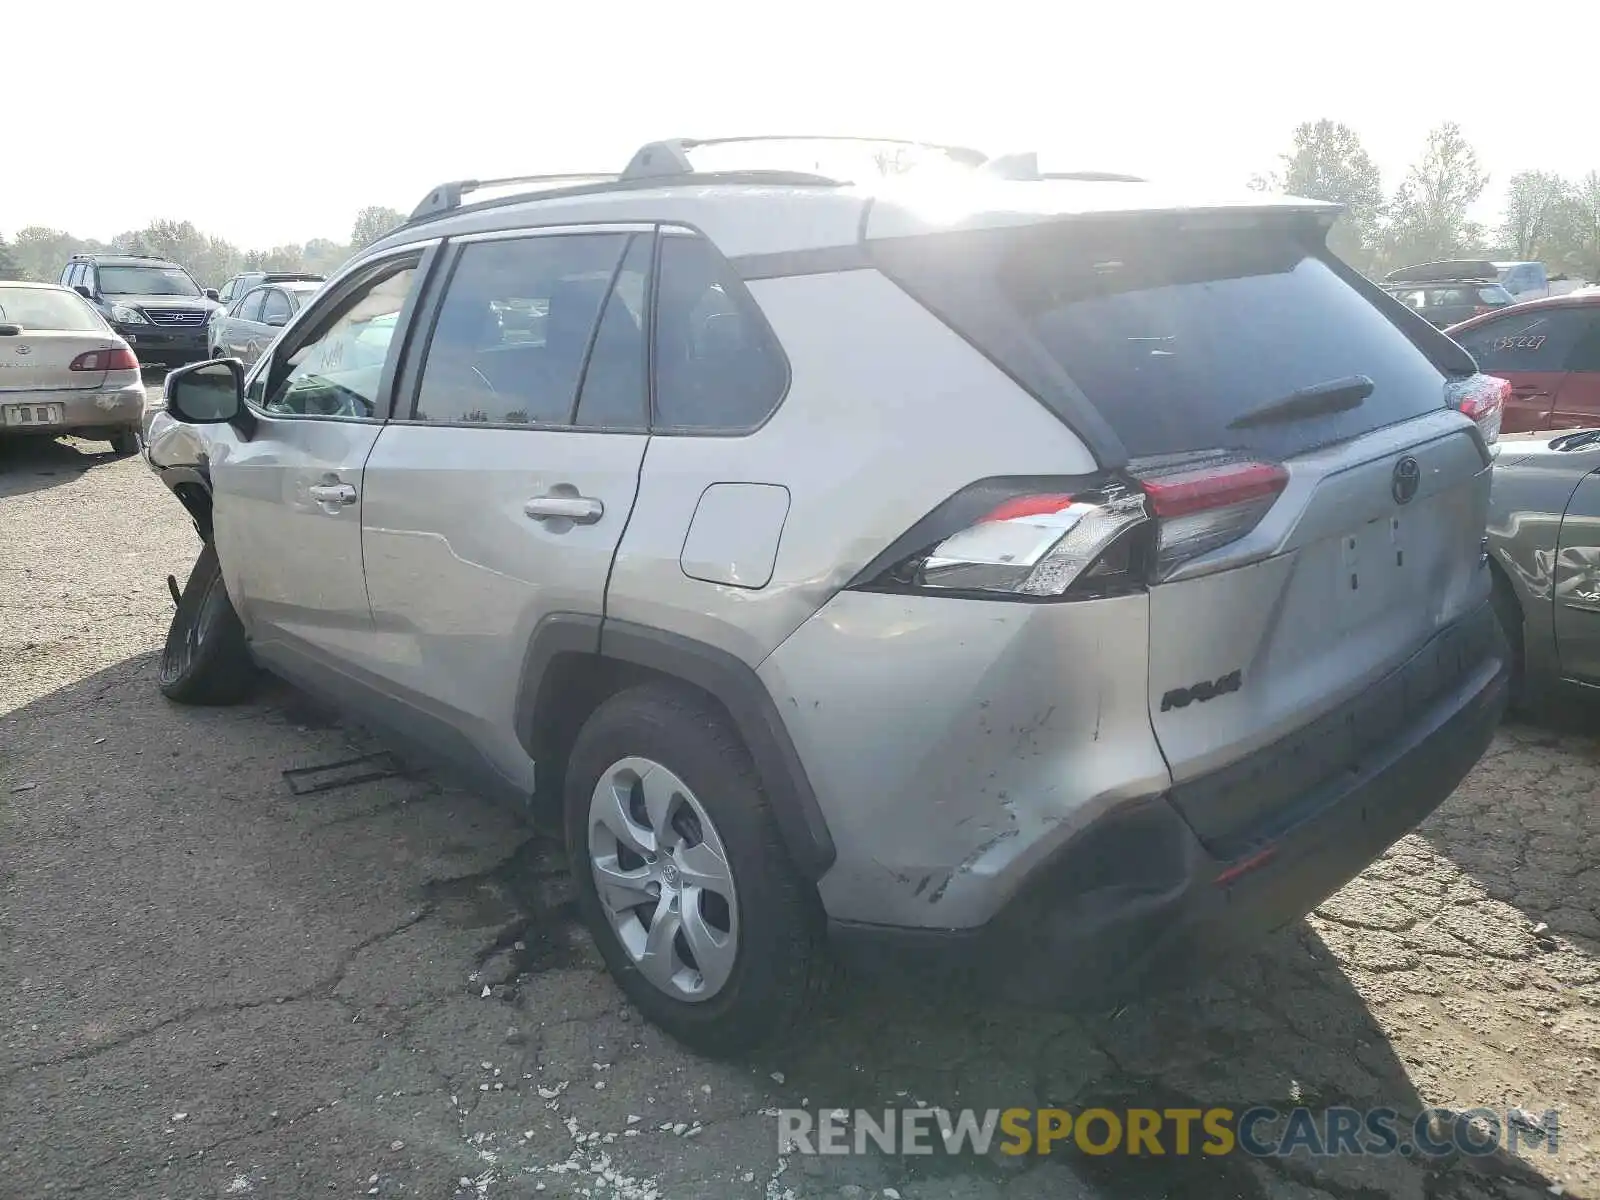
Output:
[143, 136, 1510, 1055]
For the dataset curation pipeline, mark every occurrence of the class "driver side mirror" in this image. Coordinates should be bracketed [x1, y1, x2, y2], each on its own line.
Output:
[164, 359, 245, 425]
[265, 312, 288, 328]
[204, 288, 221, 302]
[74, 285, 93, 299]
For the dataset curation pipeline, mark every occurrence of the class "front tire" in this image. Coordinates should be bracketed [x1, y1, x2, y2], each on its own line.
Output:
[564, 683, 826, 1057]
[159, 542, 256, 705]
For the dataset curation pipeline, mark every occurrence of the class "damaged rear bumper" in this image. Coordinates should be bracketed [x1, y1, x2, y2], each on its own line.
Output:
[827, 600, 1508, 1008]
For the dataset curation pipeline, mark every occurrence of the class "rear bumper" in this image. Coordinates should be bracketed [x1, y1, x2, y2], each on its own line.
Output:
[828, 600, 1508, 1008]
[116, 323, 209, 361]
[0, 384, 145, 435]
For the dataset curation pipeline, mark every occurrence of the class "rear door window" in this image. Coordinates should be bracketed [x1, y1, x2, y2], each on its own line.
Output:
[652, 232, 788, 432]
[879, 220, 1451, 461]
[413, 232, 629, 426]
[239, 289, 267, 322]
[261, 289, 293, 325]
[1565, 315, 1600, 373]
[1454, 309, 1592, 373]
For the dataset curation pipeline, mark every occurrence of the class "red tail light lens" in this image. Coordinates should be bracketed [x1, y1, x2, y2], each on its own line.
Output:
[847, 478, 1152, 600]
[69, 346, 139, 372]
[850, 455, 1292, 600]
[1128, 452, 1289, 576]
[1448, 373, 1506, 445]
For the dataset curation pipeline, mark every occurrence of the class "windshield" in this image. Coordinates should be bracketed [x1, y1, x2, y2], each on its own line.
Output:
[0, 286, 108, 332]
[97, 265, 202, 297]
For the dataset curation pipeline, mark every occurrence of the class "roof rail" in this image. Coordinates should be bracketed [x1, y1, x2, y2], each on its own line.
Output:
[621, 135, 992, 181]
[407, 173, 617, 222]
[401, 135, 1041, 230]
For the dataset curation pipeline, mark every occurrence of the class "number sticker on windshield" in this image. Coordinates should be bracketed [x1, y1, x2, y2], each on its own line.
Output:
[1490, 335, 1547, 352]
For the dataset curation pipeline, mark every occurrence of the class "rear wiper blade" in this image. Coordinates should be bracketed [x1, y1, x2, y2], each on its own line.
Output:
[1228, 375, 1375, 430]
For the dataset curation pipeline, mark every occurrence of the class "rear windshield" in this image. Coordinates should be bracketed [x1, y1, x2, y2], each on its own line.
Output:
[876, 220, 1452, 461]
[0, 286, 107, 332]
[97, 265, 202, 297]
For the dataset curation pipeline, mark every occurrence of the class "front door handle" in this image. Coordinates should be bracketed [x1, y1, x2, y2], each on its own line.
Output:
[523, 494, 603, 524]
[309, 482, 357, 506]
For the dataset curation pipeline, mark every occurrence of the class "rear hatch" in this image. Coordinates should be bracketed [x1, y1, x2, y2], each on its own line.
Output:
[870, 191, 1494, 856]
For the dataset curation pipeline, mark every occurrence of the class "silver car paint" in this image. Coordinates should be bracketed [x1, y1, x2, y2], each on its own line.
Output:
[604, 269, 1097, 668]
[1149, 414, 1490, 786]
[759, 587, 1167, 928]
[146, 180, 1493, 945]
[359, 423, 649, 793]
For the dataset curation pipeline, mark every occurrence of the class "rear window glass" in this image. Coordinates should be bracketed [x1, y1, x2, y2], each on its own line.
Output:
[0, 286, 106, 332]
[878, 221, 1450, 461]
[1454, 308, 1593, 373]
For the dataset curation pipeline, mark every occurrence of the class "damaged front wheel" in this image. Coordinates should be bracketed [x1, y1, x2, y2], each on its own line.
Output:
[159, 542, 256, 705]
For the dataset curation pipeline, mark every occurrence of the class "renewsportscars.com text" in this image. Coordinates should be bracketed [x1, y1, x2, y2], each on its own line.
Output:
[777, 1106, 1559, 1159]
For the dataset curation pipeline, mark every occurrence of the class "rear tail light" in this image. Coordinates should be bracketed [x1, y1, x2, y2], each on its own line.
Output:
[69, 346, 139, 372]
[1129, 451, 1289, 576]
[1448, 373, 1506, 445]
[847, 452, 1289, 600]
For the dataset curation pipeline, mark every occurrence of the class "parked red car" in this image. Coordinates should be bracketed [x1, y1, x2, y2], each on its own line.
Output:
[1447, 293, 1600, 434]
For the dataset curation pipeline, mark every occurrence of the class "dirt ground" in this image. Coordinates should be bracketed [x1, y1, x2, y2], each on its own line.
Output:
[3, 390, 1600, 1199]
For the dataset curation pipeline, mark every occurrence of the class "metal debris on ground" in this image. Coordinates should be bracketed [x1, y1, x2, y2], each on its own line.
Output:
[281, 751, 404, 796]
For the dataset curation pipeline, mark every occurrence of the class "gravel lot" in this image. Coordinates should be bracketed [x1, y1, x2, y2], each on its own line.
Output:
[3, 383, 1599, 1199]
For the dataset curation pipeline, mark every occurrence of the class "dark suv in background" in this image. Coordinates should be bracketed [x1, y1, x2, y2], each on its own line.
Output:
[1382, 259, 1516, 329]
[59, 253, 223, 366]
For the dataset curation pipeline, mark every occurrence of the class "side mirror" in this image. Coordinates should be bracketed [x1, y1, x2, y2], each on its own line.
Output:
[164, 359, 245, 424]
[204, 288, 221, 302]
[74, 285, 93, 299]
[265, 313, 288, 328]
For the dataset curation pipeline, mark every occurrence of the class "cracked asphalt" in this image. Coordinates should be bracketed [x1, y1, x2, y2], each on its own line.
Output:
[3, 395, 1599, 1200]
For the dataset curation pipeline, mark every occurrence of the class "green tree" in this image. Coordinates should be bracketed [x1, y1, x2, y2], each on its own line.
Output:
[0, 234, 19, 280]
[1381, 123, 1490, 269]
[1257, 120, 1386, 269]
[9, 226, 103, 282]
[1496, 171, 1575, 261]
[301, 238, 352, 275]
[349, 206, 405, 250]
[1555, 171, 1600, 280]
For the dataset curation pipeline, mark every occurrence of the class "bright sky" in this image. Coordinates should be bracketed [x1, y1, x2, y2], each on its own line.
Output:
[11, 0, 1598, 248]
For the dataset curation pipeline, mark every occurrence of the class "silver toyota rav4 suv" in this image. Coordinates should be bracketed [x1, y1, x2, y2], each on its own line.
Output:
[144, 137, 1510, 1055]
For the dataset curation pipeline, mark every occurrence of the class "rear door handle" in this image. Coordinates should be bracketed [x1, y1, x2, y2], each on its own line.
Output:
[524, 494, 604, 524]
[308, 483, 357, 505]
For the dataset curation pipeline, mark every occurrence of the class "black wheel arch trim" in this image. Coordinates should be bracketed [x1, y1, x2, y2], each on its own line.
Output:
[156, 464, 215, 540]
[516, 614, 837, 880]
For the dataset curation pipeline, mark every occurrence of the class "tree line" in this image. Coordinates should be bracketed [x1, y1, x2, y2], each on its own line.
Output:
[0, 206, 407, 288]
[1252, 120, 1600, 280]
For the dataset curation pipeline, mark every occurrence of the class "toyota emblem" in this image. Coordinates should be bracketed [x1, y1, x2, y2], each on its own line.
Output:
[1392, 455, 1421, 505]
[14, 345, 31, 356]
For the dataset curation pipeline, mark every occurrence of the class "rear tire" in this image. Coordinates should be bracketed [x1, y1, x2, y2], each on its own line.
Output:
[159, 542, 256, 705]
[563, 682, 827, 1058]
[1491, 570, 1530, 715]
[110, 428, 141, 456]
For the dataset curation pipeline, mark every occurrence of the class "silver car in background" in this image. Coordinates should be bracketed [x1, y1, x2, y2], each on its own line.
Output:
[0, 282, 145, 454]
[208, 280, 324, 367]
